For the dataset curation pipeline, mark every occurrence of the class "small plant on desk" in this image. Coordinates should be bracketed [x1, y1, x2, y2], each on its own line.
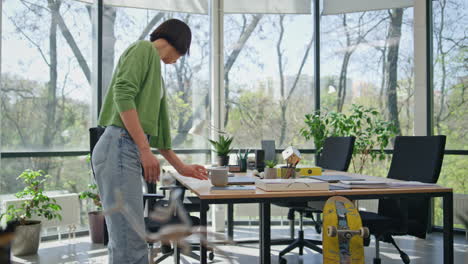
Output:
[209, 135, 234, 167]
[264, 160, 278, 179]
[265, 160, 277, 168]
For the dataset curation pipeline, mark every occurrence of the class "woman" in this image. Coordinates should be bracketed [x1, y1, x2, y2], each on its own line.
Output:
[92, 19, 208, 264]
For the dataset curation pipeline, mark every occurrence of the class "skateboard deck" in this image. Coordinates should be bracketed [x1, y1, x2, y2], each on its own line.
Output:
[323, 196, 369, 264]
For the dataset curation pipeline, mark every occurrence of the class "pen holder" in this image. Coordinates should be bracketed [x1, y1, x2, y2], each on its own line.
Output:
[278, 167, 297, 179]
[238, 158, 247, 172]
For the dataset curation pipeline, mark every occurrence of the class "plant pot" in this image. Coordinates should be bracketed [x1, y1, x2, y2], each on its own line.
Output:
[11, 220, 41, 256]
[264, 167, 277, 179]
[217, 155, 230, 167]
[88, 211, 105, 244]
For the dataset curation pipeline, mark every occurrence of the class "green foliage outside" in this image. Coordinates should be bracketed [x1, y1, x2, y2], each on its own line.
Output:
[0, 170, 62, 226]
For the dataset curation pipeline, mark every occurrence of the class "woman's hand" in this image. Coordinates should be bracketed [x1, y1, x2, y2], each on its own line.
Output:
[177, 164, 208, 180]
[140, 149, 160, 183]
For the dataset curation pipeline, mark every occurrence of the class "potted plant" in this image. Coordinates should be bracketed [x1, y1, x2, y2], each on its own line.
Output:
[209, 135, 234, 166]
[0, 169, 62, 256]
[301, 104, 397, 173]
[79, 183, 105, 244]
[237, 149, 250, 172]
[264, 160, 278, 179]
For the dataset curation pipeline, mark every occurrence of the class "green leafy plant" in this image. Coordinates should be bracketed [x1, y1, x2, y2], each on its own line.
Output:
[0, 170, 62, 226]
[265, 160, 277, 168]
[79, 184, 102, 211]
[301, 104, 398, 173]
[209, 135, 234, 156]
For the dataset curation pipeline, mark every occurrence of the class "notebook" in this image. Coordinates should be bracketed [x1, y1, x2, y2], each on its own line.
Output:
[228, 176, 256, 185]
[255, 179, 329, 192]
[337, 180, 439, 189]
[210, 185, 256, 194]
[309, 175, 365, 183]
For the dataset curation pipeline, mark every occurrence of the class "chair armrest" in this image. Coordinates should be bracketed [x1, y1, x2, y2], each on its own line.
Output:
[159, 185, 183, 191]
[143, 193, 165, 201]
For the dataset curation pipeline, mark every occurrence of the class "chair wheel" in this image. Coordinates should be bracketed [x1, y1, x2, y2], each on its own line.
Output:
[360, 227, 370, 238]
[161, 244, 172, 254]
[327, 226, 337, 237]
[401, 252, 410, 264]
[279, 257, 287, 264]
[209, 251, 215, 261]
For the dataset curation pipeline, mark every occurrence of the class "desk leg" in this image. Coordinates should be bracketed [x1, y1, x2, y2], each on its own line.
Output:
[228, 203, 234, 239]
[260, 202, 271, 264]
[200, 201, 207, 264]
[443, 192, 453, 264]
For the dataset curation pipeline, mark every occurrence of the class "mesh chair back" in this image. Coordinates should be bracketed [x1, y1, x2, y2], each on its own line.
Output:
[89, 127, 106, 154]
[318, 137, 355, 171]
[379, 135, 446, 238]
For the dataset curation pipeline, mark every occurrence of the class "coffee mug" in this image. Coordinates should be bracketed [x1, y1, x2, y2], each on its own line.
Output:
[208, 167, 229, 187]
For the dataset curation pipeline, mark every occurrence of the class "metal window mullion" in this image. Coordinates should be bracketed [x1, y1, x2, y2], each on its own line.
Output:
[314, 0, 320, 112]
[0, 0, 3, 165]
[210, 0, 224, 163]
[426, 0, 434, 137]
[426, 0, 437, 233]
[91, 0, 103, 126]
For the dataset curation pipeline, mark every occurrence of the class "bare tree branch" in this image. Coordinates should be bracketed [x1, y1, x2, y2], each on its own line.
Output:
[138, 12, 164, 40]
[56, 11, 91, 83]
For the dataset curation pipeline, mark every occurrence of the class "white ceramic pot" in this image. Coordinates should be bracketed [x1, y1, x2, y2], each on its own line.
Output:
[264, 167, 277, 179]
[11, 221, 41, 256]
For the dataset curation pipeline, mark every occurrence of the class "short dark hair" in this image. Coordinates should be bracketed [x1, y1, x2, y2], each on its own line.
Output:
[150, 19, 192, 56]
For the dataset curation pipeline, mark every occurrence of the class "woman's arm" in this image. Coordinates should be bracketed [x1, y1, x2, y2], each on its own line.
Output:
[159, 149, 208, 180]
[120, 109, 160, 183]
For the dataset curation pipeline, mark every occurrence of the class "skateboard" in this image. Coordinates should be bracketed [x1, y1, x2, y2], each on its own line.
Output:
[323, 196, 369, 264]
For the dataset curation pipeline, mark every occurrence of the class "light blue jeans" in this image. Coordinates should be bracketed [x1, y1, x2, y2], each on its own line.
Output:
[92, 125, 148, 264]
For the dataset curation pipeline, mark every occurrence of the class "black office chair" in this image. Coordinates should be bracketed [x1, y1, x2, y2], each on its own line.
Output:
[359, 135, 446, 264]
[89, 127, 213, 263]
[276, 136, 355, 264]
[316, 136, 356, 171]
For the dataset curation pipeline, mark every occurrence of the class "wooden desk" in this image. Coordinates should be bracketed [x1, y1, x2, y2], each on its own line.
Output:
[173, 171, 453, 264]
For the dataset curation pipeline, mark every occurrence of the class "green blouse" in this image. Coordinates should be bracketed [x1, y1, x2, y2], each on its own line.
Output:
[98, 40, 172, 149]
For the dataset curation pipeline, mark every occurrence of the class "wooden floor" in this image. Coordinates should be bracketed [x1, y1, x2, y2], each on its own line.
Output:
[11, 226, 468, 264]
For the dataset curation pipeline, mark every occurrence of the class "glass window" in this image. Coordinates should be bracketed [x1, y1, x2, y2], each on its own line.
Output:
[434, 155, 468, 229]
[0, 153, 209, 229]
[102, 5, 210, 152]
[432, 0, 468, 150]
[320, 7, 415, 136]
[0, 156, 91, 229]
[223, 5, 315, 149]
[1, 0, 93, 151]
[432, 0, 468, 230]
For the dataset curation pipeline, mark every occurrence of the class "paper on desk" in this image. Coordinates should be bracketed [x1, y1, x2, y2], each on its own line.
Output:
[338, 180, 439, 189]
